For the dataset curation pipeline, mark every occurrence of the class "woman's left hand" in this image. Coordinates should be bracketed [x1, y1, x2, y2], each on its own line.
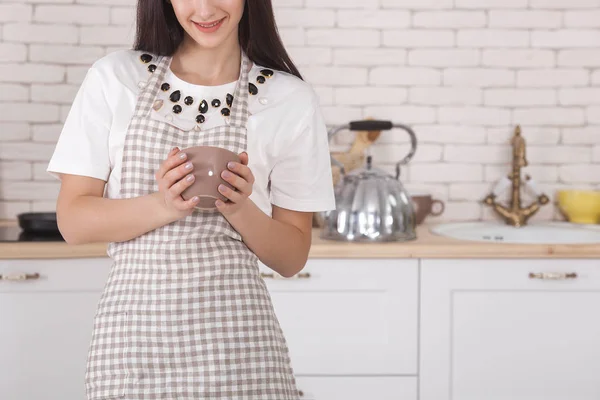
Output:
[216, 152, 255, 216]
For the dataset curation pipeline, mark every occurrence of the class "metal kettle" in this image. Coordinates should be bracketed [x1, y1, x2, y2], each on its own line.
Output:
[321, 120, 418, 242]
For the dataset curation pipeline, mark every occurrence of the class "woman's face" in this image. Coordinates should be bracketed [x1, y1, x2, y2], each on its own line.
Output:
[170, 0, 245, 49]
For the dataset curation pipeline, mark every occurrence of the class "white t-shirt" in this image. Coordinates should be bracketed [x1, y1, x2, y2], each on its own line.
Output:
[47, 49, 336, 216]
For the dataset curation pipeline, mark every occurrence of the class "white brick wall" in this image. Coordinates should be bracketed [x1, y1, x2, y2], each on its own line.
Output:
[0, 0, 599, 222]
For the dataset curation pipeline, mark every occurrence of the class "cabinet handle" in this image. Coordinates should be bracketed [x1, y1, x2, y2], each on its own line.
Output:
[529, 272, 578, 280]
[298, 389, 304, 397]
[260, 272, 311, 280]
[0, 272, 40, 282]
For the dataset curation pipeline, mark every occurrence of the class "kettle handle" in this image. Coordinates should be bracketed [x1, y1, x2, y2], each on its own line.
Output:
[327, 120, 417, 179]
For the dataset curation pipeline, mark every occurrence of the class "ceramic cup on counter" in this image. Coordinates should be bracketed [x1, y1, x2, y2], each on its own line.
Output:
[179, 146, 241, 210]
[411, 194, 445, 225]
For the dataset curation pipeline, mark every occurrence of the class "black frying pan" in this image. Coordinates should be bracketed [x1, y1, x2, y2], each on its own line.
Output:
[17, 212, 60, 234]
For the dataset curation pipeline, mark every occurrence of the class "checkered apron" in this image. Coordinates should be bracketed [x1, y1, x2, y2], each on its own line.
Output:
[84, 52, 299, 400]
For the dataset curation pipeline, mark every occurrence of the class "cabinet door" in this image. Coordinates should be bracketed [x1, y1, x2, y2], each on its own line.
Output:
[259, 259, 418, 375]
[0, 258, 112, 400]
[420, 259, 600, 400]
[295, 376, 417, 400]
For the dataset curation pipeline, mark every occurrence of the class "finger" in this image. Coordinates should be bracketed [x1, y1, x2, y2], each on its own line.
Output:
[156, 150, 188, 181]
[173, 194, 200, 210]
[163, 160, 194, 189]
[221, 170, 250, 195]
[218, 183, 244, 203]
[228, 162, 255, 184]
[239, 152, 249, 166]
[168, 172, 197, 201]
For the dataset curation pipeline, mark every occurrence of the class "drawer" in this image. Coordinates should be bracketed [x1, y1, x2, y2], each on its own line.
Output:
[0, 258, 112, 292]
[295, 376, 417, 400]
[259, 258, 418, 375]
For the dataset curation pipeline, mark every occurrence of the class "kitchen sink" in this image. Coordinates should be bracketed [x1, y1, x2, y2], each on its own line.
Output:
[431, 221, 600, 245]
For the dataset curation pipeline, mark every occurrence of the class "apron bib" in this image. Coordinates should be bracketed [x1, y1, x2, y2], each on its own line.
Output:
[84, 51, 298, 400]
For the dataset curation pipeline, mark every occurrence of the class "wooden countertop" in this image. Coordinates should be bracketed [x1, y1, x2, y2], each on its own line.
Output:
[1, 219, 599, 260]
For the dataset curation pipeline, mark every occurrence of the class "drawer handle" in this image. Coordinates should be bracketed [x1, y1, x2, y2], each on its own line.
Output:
[0, 272, 41, 282]
[260, 272, 311, 280]
[529, 272, 577, 280]
[298, 389, 304, 397]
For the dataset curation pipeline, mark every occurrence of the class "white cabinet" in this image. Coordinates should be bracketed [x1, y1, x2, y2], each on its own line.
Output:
[420, 259, 600, 400]
[259, 259, 419, 375]
[294, 376, 417, 400]
[0, 258, 112, 400]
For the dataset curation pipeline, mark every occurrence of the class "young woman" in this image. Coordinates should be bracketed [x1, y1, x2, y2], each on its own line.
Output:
[46, 0, 335, 398]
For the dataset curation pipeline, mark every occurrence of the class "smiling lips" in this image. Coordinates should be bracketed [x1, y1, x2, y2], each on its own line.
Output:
[193, 17, 225, 33]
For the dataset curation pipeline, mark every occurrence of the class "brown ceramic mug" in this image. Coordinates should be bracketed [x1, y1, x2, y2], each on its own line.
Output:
[179, 146, 241, 210]
[411, 194, 445, 225]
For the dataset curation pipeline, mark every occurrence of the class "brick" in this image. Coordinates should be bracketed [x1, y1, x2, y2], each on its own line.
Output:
[413, 11, 486, 28]
[457, 30, 529, 48]
[455, 0, 527, 8]
[31, 124, 63, 143]
[0, 84, 28, 102]
[278, 28, 304, 46]
[302, 66, 367, 86]
[410, 87, 481, 105]
[593, 70, 600, 84]
[60, 105, 72, 122]
[273, 0, 303, 5]
[313, 87, 333, 106]
[338, 10, 410, 28]
[444, 145, 511, 164]
[76, 0, 134, 5]
[562, 126, 600, 144]
[530, 0, 600, 8]
[3, 181, 60, 201]
[0, 202, 31, 220]
[30, 44, 104, 64]
[3, 23, 77, 44]
[0, 142, 57, 161]
[565, 11, 600, 27]
[370, 143, 442, 164]
[0, 103, 59, 123]
[485, 89, 556, 106]
[110, 7, 136, 25]
[559, 89, 600, 105]
[594, 146, 600, 162]
[488, 126, 560, 145]
[288, 47, 332, 66]
[0, 123, 30, 141]
[34, 5, 109, 25]
[364, 105, 436, 124]
[381, 0, 453, 8]
[559, 165, 600, 184]
[558, 50, 600, 67]
[528, 146, 591, 164]
[439, 107, 511, 126]
[67, 66, 89, 84]
[438, 201, 482, 222]
[404, 183, 448, 202]
[412, 125, 486, 144]
[517, 69, 589, 87]
[589, 106, 600, 124]
[513, 108, 585, 126]
[80, 26, 135, 45]
[485, 165, 559, 183]
[0, 4, 32, 22]
[532, 30, 600, 48]
[408, 49, 479, 67]
[449, 183, 495, 201]
[482, 50, 555, 68]
[320, 106, 364, 125]
[383, 30, 454, 47]
[32, 201, 57, 212]
[31, 84, 79, 104]
[307, 0, 379, 8]
[334, 49, 407, 66]
[335, 87, 408, 105]
[410, 163, 483, 182]
[0, 63, 64, 83]
[444, 68, 515, 87]
[0, 162, 32, 180]
[371, 67, 441, 85]
[307, 29, 380, 47]
[0, 43, 27, 62]
[275, 9, 335, 27]
[489, 11, 562, 28]
[33, 162, 55, 181]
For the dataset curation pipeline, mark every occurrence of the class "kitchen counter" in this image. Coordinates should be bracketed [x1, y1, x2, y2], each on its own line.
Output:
[2, 219, 599, 260]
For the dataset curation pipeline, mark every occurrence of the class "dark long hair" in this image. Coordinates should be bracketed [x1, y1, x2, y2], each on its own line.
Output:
[133, 0, 302, 80]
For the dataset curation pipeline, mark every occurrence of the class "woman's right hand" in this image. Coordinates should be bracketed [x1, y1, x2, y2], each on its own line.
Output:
[155, 147, 200, 220]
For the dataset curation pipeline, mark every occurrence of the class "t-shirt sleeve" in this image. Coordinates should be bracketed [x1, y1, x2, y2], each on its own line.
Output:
[269, 102, 336, 212]
[46, 67, 112, 181]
